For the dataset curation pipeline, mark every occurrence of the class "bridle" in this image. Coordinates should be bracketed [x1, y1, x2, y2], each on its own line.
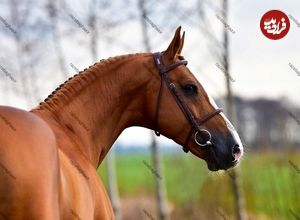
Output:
[152, 52, 223, 153]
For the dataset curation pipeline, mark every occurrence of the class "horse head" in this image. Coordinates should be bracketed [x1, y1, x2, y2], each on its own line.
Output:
[144, 27, 243, 171]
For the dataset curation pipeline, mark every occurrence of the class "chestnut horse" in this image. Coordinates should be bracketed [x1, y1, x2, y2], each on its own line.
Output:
[0, 27, 243, 219]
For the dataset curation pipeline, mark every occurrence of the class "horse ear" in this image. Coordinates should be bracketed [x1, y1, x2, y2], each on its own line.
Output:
[164, 26, 184, 60]
[177, 31, 185, 54]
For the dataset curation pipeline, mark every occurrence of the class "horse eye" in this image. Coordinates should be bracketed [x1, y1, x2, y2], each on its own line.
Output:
[182, 84, 198, 96]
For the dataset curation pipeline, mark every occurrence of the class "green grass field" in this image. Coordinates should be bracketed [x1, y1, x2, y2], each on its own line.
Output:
[98, 151, 300, 220]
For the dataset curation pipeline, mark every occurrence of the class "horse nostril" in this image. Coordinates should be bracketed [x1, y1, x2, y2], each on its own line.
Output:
[232, 144, 241, 162]
[232, 144, 240, 154]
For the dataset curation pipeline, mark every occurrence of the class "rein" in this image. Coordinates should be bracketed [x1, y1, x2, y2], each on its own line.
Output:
[152, 52, 222, 153]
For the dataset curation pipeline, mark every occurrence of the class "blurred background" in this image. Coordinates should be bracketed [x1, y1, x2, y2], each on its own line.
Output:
[0, 0, 299, 219]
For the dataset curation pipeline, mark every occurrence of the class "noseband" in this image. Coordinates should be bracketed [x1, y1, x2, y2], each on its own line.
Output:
[152, 52, 222, 153]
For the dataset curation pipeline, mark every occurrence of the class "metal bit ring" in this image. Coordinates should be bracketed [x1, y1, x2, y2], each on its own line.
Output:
[194, 129, 212, 147]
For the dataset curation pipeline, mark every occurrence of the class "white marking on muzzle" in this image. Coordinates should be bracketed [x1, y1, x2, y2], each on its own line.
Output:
[207, 95, 244, 159]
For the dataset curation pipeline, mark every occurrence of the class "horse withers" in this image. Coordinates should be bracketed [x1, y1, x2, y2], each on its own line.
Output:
[0, 27, 243, 219]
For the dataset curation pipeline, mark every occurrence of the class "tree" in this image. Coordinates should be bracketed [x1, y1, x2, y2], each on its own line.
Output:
[221, 0, 246, 219]
[139, 0, 170, 219]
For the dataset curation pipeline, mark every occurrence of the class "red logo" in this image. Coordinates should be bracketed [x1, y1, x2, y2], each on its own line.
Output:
[260, 10, 290, 40]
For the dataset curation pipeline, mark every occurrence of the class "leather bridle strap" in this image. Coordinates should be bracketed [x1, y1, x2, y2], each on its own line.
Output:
[153, 52, 188, 135]
[152, 52, 223, 153]
[182, 109, 222, 152]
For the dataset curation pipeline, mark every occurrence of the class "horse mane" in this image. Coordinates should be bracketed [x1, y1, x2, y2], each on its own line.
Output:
[34, 53, 149, 112]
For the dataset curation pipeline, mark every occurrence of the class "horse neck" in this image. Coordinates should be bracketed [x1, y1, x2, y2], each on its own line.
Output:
[32, 53, 155, 168]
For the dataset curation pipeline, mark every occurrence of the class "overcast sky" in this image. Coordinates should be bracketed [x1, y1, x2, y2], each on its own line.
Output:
[1, 0, 299, 147]
[118, 0, 300, 147]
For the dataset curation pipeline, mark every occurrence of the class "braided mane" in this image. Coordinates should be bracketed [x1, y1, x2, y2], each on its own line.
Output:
[33, 53, 149, 112]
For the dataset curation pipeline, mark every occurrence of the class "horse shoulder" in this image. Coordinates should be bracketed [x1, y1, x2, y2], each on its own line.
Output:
[58, 150, 114, 220]
[0, 106, 60, 219]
